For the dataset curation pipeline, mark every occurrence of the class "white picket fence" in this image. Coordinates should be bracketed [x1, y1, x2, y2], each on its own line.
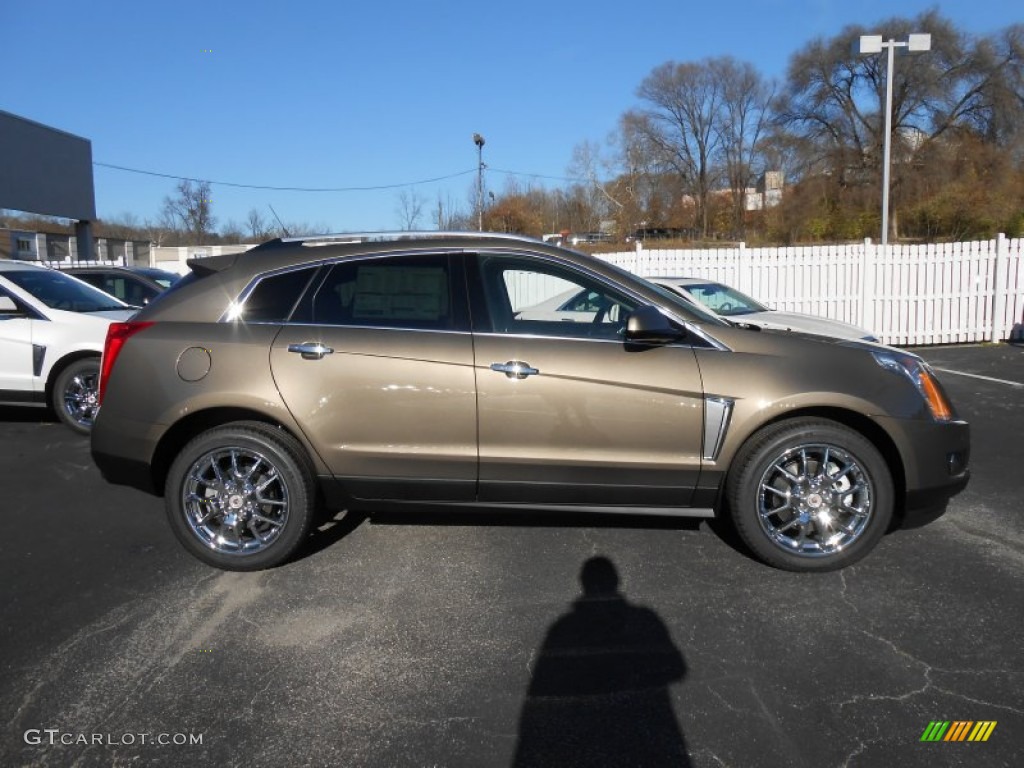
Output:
[596, 235, 1024, 346]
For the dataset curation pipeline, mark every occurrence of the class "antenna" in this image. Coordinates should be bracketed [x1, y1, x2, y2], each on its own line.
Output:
[268, 204, 290, 237]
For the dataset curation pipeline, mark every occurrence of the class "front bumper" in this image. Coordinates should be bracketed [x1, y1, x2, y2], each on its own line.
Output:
[876, 415, 970, 514]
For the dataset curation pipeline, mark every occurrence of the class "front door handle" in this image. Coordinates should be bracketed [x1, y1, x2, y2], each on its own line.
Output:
[287, 342, 334, 360]
[490, 361, 539, 379]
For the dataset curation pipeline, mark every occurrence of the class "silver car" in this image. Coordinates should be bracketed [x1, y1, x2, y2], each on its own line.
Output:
[648, 277, 877, 341]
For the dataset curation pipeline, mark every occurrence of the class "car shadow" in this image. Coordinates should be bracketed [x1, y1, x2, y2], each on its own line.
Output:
[0, 405, 59, 425]
[367, 507, 706, 533]
[297, 508, 369, 559]
[292, 506, 710, 567]
[512, 555, 691, 766]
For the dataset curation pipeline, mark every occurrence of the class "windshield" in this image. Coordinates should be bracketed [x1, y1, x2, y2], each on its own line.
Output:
[1, 269, 129, 312]
[594, 261, 726, 326]
[135, 268, 180, 288]
[643, 281, 724, 324]
[672, 282, 769, 317]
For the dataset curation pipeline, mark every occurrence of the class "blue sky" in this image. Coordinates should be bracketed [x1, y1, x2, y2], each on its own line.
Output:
[6, 0, 1017, 235]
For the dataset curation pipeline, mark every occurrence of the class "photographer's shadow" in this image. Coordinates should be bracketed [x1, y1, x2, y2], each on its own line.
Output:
[513, 556, 690, 767]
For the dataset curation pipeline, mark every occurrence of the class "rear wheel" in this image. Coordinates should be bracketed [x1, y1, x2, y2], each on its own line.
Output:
[165, 422, 316, 571]
[726, 418, 893, 571]
[52, 357, 100, 435]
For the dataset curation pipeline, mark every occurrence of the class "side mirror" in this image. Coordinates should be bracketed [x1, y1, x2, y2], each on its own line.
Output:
[625, 305, 685, 343]
[0, 296, 20, 314]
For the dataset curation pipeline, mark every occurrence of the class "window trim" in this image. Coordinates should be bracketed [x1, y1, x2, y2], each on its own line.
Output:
[465, 248, 730, 351]
[222, 249, 471, 333]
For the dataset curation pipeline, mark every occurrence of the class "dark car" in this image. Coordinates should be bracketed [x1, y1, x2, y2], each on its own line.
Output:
[62, 265, 178, 307]
[91, 232, 970, 573]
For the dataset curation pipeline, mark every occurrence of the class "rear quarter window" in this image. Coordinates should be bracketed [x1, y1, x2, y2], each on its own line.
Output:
[241, 267, 319, 323]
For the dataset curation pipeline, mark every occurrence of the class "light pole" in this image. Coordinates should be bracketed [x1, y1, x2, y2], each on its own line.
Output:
[858, 33, 931, 245]
[473, 133, 486, 231]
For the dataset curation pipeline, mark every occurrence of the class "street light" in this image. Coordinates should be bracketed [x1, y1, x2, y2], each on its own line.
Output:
[858, 32, 931, 245]
[473, 133, 486, 231]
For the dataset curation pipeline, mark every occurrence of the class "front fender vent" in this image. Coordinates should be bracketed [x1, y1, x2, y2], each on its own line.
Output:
[703, 396, 734, 461]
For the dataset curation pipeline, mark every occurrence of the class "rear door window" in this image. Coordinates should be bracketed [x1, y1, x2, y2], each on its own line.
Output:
[310, 254, 463, 331]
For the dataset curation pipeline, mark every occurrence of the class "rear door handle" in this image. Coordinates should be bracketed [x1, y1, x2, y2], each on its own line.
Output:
[490, 361, 539, 379]
[287, 342, 334, 360]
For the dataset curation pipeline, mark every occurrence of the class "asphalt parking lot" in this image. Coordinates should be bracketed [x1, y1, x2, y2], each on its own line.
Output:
[1, 343, 1021, 768]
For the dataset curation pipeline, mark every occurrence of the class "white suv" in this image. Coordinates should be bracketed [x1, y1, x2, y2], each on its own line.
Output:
[0, 260, 135, 433]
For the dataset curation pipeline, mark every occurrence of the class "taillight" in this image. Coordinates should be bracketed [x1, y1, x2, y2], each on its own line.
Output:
[99, 321, 154, 404]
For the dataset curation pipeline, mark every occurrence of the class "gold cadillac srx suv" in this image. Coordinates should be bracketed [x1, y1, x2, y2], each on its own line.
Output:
[90, 233, 970, 572]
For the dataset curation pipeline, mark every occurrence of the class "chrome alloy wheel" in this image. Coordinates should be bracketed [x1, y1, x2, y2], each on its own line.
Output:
[756, 443, 873, 557]
[61, 369, 99, 429]
[182, 447, 290, 556]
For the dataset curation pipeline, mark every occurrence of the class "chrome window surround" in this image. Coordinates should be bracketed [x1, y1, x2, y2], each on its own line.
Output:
[219, 245, 733, 352]
[476, 248, 731, 352]
[220, 249, 466, 324]
[702, 396, 734, 461]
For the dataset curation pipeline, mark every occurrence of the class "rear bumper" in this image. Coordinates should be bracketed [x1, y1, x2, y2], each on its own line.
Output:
[93, 450, 158, 494]
[90, 409, 164, 495]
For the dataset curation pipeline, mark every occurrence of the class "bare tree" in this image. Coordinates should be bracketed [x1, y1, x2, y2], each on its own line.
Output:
[161, 180, 216, 244]
[246, 209, 272, 241]
[566, 141, 615, 232]
[608, 116, 665, 237]
[98, 212, 142, 240]
[714, 58, 775, 237]
[633, 59, 725, 238]
[396, 190, 425, 230]
[433, 192, 470, 230]
[775, 11, 1024, 239]
[220, 219, 246, 243]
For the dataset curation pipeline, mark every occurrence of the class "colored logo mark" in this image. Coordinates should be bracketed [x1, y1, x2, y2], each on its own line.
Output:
[920, 721, 997, 742]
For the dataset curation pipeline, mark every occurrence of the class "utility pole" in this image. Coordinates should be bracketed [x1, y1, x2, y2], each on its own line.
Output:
[473, 133, 486, 231]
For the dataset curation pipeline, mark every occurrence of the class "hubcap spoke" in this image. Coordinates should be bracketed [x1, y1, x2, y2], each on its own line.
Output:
[757, 443, 873, 559]
[182, 447, 289, 556]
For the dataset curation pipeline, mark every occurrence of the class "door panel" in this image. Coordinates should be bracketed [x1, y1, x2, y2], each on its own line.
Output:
[271, 326, 477, 499]
[469, 251, 706, 506]
[0, 316, 36, 393]
[268, 253, 475, 502]
[474, 338, 704, 505]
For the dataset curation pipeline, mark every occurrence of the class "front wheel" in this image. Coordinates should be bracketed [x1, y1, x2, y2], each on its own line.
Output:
[52, 357, 100, 434]
[165, 422, 316, 570]
[726, 418, 893, 572]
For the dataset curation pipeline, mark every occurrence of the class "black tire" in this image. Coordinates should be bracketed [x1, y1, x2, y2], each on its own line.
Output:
[51, 357, 100, 435]
[725, 418, 893, 572]
[165, 422, 316, 571]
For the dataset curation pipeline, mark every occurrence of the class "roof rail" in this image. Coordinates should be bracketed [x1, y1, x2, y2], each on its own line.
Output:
[278, 231, 545, 247]
[45, 258, 128, 269]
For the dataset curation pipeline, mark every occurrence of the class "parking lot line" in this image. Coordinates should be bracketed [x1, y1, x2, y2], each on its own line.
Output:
[932, 367, 1024, 388]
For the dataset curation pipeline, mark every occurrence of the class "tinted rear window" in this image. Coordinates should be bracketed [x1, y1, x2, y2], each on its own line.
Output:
[241, 267, 319, 323]
[312, 255, 453, 330]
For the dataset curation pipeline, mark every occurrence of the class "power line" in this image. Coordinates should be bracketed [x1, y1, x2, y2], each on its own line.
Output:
[92, 161, 478, 192]
[489, 167, 589, 184]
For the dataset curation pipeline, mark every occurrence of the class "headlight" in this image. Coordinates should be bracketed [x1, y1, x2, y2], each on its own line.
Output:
[872, 351, 953, 421]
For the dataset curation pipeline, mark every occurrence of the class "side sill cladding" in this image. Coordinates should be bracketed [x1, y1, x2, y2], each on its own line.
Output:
[703, 396, 734, 461]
